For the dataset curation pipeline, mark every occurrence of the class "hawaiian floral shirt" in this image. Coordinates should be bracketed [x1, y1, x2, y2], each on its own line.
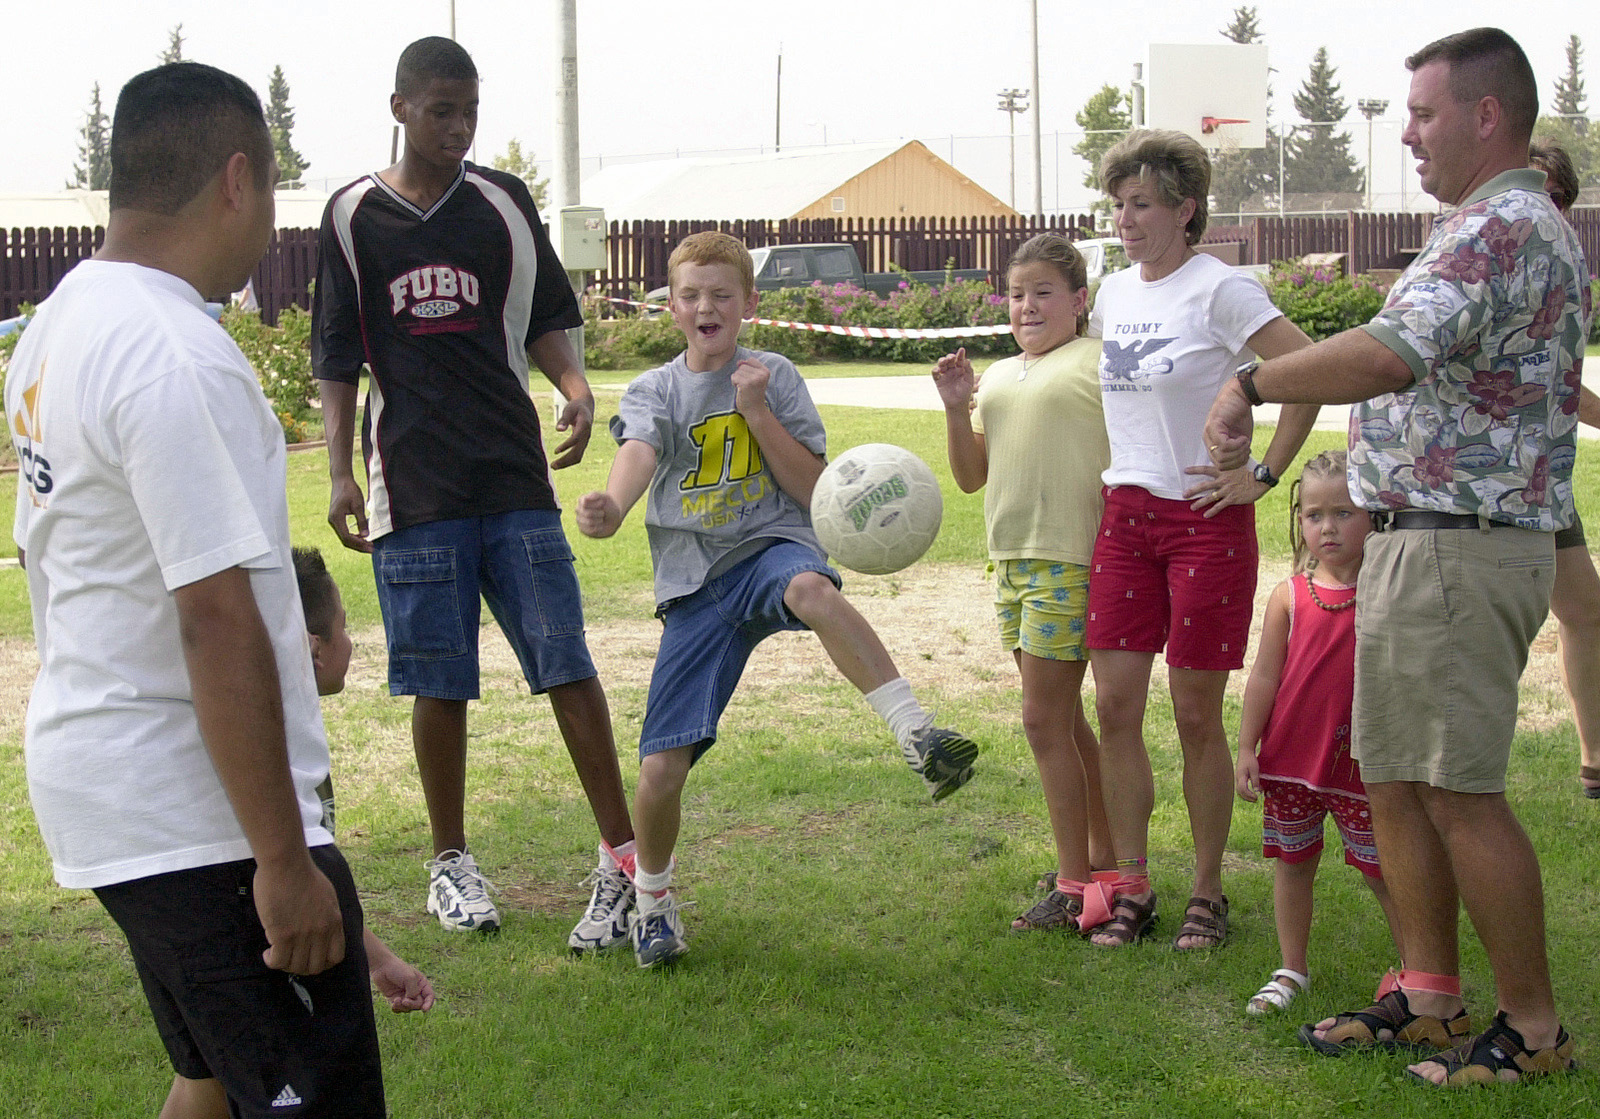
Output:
[1353, 169, 1592, 530]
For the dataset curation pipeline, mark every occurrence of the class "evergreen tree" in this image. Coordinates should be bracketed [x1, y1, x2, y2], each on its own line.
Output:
[1210, 6, 1281, 217]
[265, 65, 309, 188]
[1072, 84, 1132, 199]
[1553, 34, 1588, 137]
[160, 24, 184, 64]
[68, 83, 111, 190]
[491, 139, 550, 210]
[1538, 34, 1598, 189]
[1282, 47, 1363, 196]
[1219, 5, 1259, 44]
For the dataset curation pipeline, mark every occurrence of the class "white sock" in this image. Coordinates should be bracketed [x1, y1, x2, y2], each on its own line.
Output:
[599, 839, 636, 870]
[635, 863, 673, 897]
[865, 677, 932, 749]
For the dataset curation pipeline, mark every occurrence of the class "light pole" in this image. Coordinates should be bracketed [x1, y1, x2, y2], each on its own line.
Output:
[1358, 98, 1388, 210]
[997, 87, 1029, 211]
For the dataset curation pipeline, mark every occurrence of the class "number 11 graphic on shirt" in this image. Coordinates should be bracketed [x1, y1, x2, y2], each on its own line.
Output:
[681, 411, 764, 490]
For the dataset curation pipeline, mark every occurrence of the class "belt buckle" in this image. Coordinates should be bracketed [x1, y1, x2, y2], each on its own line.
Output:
[1371, 511, 1392, 533]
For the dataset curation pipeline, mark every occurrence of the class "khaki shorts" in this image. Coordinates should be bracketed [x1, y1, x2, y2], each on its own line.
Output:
[1352, 525, 1553, 793]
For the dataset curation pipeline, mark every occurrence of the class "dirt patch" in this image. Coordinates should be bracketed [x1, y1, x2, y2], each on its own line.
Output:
[0, 557, 1572, 760]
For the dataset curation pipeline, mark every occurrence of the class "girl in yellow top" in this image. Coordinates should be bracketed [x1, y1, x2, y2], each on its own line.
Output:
[933, 234, 1116, 932]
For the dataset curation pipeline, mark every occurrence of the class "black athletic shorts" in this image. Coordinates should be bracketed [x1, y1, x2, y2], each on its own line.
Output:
[93, 845, 385, 1118]
[1555, 511, 1586, 552]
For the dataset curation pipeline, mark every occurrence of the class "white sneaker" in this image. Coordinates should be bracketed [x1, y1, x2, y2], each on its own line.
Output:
[568, 849, 636, 954]
[425, 849, 501, 933]
[630, 889, 688, 969]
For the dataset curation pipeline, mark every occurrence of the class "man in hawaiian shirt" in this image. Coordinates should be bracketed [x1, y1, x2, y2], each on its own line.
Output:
[1206, 27, 1590, 1088]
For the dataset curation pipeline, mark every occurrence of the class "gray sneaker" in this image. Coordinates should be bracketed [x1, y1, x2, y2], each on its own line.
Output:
[902, 726, 979, 801]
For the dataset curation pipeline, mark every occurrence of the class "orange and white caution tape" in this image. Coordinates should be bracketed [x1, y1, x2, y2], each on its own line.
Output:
[593, 295, 1012, 339]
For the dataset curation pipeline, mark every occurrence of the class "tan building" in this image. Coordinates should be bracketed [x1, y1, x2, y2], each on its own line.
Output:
[582, 141, 1017, 221]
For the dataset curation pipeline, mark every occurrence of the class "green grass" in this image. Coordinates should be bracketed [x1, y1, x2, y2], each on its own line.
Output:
[2, 368, 1599, 1117]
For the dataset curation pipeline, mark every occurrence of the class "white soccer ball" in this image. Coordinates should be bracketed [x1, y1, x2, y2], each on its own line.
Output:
[810, 443, 943, 575]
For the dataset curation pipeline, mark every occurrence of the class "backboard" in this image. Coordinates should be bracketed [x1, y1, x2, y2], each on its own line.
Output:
[1144, 43, 1270, 151]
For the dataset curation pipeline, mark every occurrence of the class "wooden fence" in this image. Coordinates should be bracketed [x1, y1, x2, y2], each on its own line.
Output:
[6, 207, 1599, 323]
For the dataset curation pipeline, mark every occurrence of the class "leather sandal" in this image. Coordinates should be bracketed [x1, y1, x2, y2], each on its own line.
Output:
[1089, 890, 1156, 947]
[1406, 1012, 1577, 1086]
[1173, 895, 1228, 950]
[1299, 989, 1471, 1056]
[1011, 888, 1084, 933]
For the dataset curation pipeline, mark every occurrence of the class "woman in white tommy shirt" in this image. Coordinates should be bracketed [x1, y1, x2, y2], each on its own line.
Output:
[1084, 130, 1318, 950]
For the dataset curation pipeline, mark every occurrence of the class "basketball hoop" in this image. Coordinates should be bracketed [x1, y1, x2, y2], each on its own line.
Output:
[1201, 117, 1250, 134]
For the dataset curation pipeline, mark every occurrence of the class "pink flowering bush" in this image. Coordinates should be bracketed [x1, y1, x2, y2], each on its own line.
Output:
[1264, 262, 1390, 341]
[584, 272, 1011, 369]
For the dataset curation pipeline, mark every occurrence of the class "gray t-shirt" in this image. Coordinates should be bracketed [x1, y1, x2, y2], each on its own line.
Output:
[611, 347, 827, 609]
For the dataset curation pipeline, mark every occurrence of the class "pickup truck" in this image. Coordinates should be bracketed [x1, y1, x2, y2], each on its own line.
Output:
[646, 243, 990, 303]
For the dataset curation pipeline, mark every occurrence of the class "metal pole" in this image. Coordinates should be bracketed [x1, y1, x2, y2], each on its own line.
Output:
[1029, 0, 1042, 218]
[555, 0, 580, 208]
[775, 50, 783, 152]
[554, 0, 583, 381]
[449, 0, 456, 39]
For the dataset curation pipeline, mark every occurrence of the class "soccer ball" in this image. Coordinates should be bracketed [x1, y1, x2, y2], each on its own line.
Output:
[810, 444, 943, 575]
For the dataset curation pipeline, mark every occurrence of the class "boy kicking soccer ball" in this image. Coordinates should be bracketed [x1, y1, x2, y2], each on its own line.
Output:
[576, 231, 979, 969]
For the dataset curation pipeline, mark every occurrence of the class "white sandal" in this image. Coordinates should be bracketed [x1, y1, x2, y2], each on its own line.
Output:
[1246, 968, 1309, 1015]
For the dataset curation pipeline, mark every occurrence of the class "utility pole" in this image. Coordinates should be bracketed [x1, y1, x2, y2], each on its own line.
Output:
[1028, 0, 1042, 217]
[775, 46, 783, 152]
[1357, 98, 1388, 211]
[997, 87, 1029, 211]
[555, 0, 579, 209]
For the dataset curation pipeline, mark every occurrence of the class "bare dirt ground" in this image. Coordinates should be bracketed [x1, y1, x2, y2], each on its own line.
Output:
[0, 556, 1567, 756]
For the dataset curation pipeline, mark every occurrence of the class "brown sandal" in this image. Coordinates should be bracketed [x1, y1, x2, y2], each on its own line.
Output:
[1299, 989, 1471, 1056]
[1173, 895, 1228, 950]
[1011, 888, 1085, 933]
[1089, 891, 1157, 947]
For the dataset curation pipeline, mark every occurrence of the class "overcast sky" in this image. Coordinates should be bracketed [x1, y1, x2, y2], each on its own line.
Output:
[2, 1, 1591, 212]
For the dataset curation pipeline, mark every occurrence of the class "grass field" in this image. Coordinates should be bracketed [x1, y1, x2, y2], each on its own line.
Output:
[1, 368, 1598, 1117]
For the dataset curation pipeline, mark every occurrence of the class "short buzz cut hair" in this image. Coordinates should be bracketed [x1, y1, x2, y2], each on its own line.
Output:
[1098, 129, 1212, 245]
[1529, 138, 1579, 214]
[108, 63, 272, 215]
[1406, 28, 1538, 144]
[667, 232, 755, 296]
[396, 36, 478, 99]
[292, 546, 339, 639]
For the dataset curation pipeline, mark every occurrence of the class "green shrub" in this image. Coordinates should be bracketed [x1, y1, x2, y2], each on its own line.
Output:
[583, 274, 1012, 369]
[1263, 261, 1389, 341]
[582, 287, 683, 370]
[221, 304, 317, 439]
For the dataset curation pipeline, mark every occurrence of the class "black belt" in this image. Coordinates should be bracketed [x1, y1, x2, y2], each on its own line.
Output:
[1382, 511, 1500, 530]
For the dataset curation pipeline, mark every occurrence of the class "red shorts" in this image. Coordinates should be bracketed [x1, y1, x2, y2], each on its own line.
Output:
[1261, 778, 1382, 878]
[1085, 486, 1257, 671]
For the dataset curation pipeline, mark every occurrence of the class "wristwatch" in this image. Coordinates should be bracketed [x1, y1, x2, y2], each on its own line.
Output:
[1251, 460, 1279, 488]
[1235, 360, 1264, 406]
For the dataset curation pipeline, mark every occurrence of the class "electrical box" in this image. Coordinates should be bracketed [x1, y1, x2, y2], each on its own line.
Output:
[557, 206, 607, 272]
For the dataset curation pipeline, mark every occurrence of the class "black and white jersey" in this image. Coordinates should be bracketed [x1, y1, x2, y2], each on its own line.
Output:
[311, 162, 583, 538]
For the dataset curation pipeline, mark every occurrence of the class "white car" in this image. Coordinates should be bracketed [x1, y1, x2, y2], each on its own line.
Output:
[1072, 238, 1131, 284]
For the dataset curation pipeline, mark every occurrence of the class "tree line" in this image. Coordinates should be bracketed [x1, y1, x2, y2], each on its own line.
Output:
[67, 24, 549, 207]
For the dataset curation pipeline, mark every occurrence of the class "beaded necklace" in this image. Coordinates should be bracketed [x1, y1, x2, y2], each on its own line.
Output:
[1306, 576, 1356, 612]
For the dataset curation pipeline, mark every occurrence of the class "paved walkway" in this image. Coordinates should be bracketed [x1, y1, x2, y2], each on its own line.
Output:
[803, 373, 1600, 439]
[803, 374, 1352, 431]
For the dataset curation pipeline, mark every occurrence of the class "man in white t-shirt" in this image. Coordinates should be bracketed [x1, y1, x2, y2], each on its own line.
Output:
[7, 63, 385, 1117]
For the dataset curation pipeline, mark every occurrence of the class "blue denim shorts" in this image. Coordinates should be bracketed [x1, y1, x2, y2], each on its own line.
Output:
[372, 510, 596, 699]
[640, 541, 839, 762]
